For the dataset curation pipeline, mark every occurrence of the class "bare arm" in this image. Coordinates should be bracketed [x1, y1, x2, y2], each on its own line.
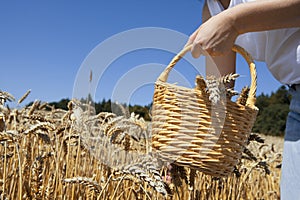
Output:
[187, 0, 300, 57]
[231, 0, 300, 34]
[202, 2, 236, 79]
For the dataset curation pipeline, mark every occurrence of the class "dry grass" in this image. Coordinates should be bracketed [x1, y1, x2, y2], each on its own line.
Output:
[0, 90, 282, 199]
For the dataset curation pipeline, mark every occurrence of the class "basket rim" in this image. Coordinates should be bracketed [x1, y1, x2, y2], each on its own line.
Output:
[154, 80, 259, 111]
[156, 44, 257, 109]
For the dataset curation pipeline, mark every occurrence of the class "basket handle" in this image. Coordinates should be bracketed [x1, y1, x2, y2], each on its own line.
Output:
[157, 44, 257, 108]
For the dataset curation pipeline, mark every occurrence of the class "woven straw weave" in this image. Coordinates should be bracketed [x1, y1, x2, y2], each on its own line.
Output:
[152, 45, 258, 177]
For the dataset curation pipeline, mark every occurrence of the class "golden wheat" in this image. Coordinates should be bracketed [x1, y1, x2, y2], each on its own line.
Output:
[0, 89, 282, 199]
[18, 89, 31, 105]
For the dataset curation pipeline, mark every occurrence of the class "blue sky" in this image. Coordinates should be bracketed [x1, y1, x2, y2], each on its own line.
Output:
[0, 1, 281, 106]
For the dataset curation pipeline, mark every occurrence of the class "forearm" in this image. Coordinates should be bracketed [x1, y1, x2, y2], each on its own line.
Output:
[224, 0, 300, 34]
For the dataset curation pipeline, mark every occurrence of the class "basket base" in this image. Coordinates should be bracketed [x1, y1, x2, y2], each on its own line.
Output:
[157, 152, 238, 177]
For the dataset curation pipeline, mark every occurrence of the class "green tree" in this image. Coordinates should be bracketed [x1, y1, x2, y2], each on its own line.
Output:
[253, 103, 289, 136]
[269, 85, 290, 105]
[49, 98, 70, 110]
[129, 104, 151, 121]
[255, 93, 270, 113]
[252, 85, 290, 136]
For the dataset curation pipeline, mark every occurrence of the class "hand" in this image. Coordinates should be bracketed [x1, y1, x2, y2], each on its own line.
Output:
[186, 11, 239, 58]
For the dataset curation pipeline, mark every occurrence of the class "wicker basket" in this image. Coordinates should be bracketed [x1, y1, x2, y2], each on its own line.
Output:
[152, 45, 259, 177]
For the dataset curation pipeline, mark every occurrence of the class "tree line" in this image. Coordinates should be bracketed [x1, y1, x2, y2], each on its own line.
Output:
[252, 85, 290, 136]
[46, 85, 290, 137]
[48, 97, 152, 121]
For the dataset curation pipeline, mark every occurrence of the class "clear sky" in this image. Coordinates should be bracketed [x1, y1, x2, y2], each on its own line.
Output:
[0, 0, 282, 107]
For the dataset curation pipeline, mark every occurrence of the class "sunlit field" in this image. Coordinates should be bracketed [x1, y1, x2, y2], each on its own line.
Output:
[0, 90, 282, 200]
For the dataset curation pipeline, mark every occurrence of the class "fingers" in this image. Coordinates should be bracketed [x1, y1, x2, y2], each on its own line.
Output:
[191, 43, 205, 58]
[186, 27, 212, 58]
[192, 43, 223, 58]
[191, 32, 209, 58]
[185, 28, 199, 47]
[185, 29, 205, 58]
[186, 27, 224, 58]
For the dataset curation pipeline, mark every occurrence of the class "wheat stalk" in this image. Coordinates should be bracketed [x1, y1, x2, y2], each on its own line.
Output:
[18, 89, 31, 105]
[38, 102, 48, 110]
[0, 88, 282, 199]
[0, 112, 6, 132]
[169, 163, 188, 187]
[0, 90, 15, 105]
[27, 100, 41, 116]
[63, 177, 101, 194]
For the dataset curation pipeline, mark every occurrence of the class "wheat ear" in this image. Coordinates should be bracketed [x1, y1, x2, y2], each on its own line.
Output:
[219, 73, 239, 84]
[117, 154, 167, 195]
[206, 76, 221, 104]
[63, 177, 101, 194]
[237, 86, 250, 105]
[31, 156, 44, 200]
[27, 100, 41, 116]
[195, 75, 206, 91]
[18, 89, 31, 104]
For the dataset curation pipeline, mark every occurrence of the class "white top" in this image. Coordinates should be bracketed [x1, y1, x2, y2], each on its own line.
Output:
[207, 0, 300, 85]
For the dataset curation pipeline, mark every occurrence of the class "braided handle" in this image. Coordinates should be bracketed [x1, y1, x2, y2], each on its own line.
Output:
[157, 44, 257, 108]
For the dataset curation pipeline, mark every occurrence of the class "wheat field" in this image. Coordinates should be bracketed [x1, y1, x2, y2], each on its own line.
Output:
[0, 90, 282, 200]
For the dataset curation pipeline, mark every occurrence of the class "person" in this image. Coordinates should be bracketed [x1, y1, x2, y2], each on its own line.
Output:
[185, 0, 300, 199]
